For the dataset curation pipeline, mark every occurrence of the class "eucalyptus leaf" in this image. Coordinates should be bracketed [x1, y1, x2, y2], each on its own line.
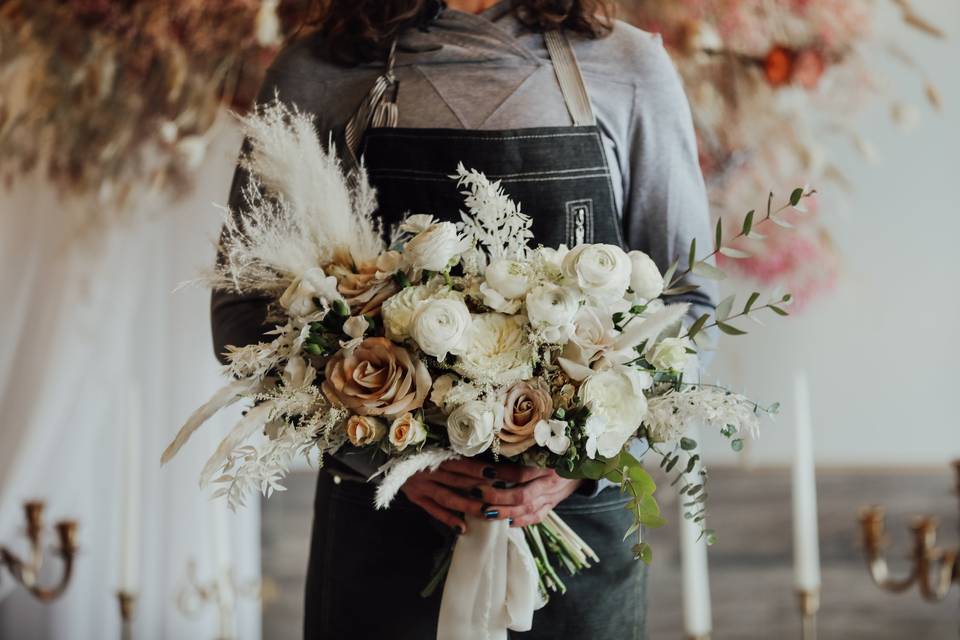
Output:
[687, 313, 710, 340]
[662, 259, 679, 288]
[716, 321, 747, 336]
[719, 247, 751, 259]
[715, 218, 723, 251]
[662, 284, 700, 296]
[691, 262, 726, 281]
[715, 295, 735, 321]
[743, 292, 760, 314]
[741, 210, 755, 236]
[680, 437, 698, 451]
[790, 187, 804, 207]
[687, 238, 696, 270]
[769, 305, 790, 316]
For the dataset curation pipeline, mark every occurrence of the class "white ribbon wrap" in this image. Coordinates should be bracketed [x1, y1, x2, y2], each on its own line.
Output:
[437, 516, 546, 640]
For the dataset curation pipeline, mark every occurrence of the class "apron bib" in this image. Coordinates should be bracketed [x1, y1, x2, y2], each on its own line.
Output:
[345, 30, 625, 250]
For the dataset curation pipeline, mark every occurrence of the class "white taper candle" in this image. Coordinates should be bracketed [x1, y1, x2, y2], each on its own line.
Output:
[680, 425, 712, 637]
[120, 383, 142, 592]
[791, 370, 821, 591]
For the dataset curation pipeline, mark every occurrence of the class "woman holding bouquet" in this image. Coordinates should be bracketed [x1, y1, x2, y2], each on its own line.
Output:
[212, 0, 716, 637]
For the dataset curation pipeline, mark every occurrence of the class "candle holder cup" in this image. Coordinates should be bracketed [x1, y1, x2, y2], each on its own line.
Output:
[0, 501, 79, 602]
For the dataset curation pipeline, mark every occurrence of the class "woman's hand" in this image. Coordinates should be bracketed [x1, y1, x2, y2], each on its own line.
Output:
[400, 459, 582, 532]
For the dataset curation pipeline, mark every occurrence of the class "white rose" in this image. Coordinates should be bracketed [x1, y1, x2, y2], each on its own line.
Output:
[447, 401, 501, 457]
[429, 374, 458, 410]
[346, 415, 387, 447]
[534, 419, 571, 455]
[558, 306, 618, 381]
[454, 314, 534, 386]
[388, 413, 428, 451]
[404, 222, 466, 272]
[578, 365, 650, 458]
[647, 337, 693, 372]
[485, 259, 532, 299]
[628, 250, 664, 301]
[525, 283, 580, 343]
[561, 244, 631, 302]
[381, 285, 431, 341]
[279, 267, 344, 318]
[410, 297, 472, 359]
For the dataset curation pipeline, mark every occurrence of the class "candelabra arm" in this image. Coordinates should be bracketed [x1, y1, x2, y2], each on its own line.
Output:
[0, 503, 79, 603]
[858, 507, 918, 593]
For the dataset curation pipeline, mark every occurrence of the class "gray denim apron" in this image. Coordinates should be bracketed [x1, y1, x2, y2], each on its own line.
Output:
[304, 29, 647, 640]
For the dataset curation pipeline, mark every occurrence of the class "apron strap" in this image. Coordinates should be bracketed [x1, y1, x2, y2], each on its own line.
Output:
[543, 29, 596, 127]
[344, 27, 597, 161]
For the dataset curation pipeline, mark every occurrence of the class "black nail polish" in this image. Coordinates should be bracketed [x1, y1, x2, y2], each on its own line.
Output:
[482, 467, 497, 479]
[484, 509, 499, 519]
[508, 517, 514, 526]
[469, 487, 483, 499]
[451, 525, 462, 535]
[493, 481, 508, 489]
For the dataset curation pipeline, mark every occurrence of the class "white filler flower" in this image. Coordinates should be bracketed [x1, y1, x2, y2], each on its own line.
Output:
[278, 266, 344, 318]
[447, 400, 502, 456]
[410, 298, 472, 359]
[535, 418, 571, 455]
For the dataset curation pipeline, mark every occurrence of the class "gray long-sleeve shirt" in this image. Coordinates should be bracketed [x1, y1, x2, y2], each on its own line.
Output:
[211, 2, 717, 358]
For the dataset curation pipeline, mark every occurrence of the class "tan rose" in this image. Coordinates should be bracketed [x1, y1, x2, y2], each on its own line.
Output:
[499, 381, 554, 457]
[345, 415, 387, 447]
[322, 337, 432, 418]
[328, 253, 402, 316]
[388, 412, 428, 451]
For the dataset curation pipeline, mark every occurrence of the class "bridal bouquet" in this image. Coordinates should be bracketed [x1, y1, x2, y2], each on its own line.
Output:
[163, 99, 805, 635]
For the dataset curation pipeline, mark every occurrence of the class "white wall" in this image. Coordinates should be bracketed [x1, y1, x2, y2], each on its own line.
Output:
[702, 0, 960, 466]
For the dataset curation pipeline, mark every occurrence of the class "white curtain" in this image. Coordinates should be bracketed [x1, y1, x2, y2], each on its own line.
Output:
[0, 124, 262, 640]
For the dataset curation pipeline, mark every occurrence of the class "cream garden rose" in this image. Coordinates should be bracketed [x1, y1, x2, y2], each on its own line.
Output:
[454, 313, 534, 386]
[410, 297, 472, 359]
[346, 415, 387, 447]
[561, 243, 631, 302]
[627, 250, 665, 301]
[525, 283, 580, 343]
[388, 413, 428, 451]
[447, 400, 501, 457]
[404, 221, 467, 272]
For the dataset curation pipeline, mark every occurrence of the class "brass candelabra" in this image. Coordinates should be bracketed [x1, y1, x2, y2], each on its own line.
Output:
[858, 460, 959, 604]
[0, 501, 79, 602]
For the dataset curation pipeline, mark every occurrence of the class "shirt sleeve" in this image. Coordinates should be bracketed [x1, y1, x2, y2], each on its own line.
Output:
[620, 36, 718, 338]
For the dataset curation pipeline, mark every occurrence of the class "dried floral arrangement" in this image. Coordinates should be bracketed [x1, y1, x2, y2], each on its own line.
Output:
[0, 0, 311, 229]
[623, 0, 945, 305]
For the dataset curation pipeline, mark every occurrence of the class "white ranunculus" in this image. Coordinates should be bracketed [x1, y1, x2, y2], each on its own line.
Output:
[532, 245, 569, 275]
[410, 298, 472, 359]
[429, 373, 458, 410]
[479, 282, 522, 314]
[647, 337, 693, 372]
[485, 259, 532, 300]
[381, 285, 432, 341]
[447, 401, 501, 457]
[578, 365, 650, 458]
[525, 283, 580, 343]
[534, 419, 571, 455]
[279, 267, 344, 318]
[404, 222, 466, 273]
[389, 413, 428, 451]
[346, 415, 387, 447]
[628, 250, 665, 301]
[561, 244, 631, 302]
[454, 313, 534, 386]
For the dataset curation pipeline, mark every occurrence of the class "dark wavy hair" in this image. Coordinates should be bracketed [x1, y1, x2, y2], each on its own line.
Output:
[305, 1, 616, 64]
